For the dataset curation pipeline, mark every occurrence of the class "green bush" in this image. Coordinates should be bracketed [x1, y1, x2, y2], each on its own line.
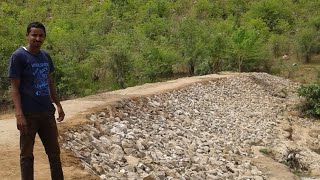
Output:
[141, 45, 177, 81]
[298, 84, 320, 116]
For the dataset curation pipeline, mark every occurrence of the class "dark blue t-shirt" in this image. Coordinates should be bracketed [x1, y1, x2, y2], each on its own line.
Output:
[8, 47, 55, 113]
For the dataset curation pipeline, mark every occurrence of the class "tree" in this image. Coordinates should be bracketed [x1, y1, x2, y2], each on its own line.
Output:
[268, 34, 291, 57]
[230, 27, 267, 72]
[0, 3, 24, 101]
[141, 44, 178, 81]
[247, 0, 294, 34]
[177, 17, 208, 75]
[103, 32, 132, 89]
[207, 32, 229, 73]
[295, 28, 320, 63]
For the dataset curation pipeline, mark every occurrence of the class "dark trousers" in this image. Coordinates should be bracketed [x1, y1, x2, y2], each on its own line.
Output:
[20, 112, 64, 180]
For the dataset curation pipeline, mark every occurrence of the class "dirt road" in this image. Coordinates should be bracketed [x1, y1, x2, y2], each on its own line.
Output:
[0, 73, 239, 180]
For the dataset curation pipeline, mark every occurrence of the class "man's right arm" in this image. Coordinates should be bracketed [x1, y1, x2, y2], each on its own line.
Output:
[10, 79, 28, 134]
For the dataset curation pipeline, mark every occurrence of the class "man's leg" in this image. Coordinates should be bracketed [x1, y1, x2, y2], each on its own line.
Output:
[20, 115, 38, 180]
[38, 113, 64, 180]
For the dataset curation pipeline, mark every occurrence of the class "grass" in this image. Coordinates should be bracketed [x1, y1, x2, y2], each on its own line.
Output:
[275, 54, 320, 84]
[259, 148, 275, 159]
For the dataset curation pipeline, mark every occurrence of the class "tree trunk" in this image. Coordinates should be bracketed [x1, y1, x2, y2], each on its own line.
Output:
[304, 53, 311, 63]
[188, 60, 195, 76]
[238, 56, 242, 72]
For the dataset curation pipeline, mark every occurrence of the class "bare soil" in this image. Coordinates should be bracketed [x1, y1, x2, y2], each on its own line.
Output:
[0, 72, 318, 180]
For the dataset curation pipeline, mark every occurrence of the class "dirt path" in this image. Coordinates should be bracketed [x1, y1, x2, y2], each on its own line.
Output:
[0, 73, 243, 180]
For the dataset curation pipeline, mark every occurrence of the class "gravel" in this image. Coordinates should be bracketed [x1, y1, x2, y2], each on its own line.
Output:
[62, 73, 320, 180]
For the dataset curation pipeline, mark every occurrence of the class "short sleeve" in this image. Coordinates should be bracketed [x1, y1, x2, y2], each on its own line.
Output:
[8, 53, 25, 79]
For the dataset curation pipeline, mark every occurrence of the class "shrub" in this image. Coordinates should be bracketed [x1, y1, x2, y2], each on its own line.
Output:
[298, 84, 320, 116]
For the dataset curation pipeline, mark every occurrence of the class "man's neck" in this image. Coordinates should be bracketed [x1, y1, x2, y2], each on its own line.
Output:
[26, 45, 41, 54]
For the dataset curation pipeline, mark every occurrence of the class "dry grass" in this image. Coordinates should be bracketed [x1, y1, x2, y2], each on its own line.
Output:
[273, 54, 320, 84]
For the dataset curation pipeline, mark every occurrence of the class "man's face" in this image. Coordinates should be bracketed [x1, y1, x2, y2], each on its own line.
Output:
[26, 27, 46, 48]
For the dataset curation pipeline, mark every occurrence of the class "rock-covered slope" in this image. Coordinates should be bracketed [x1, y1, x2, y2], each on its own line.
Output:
[62, 73, 320, 180]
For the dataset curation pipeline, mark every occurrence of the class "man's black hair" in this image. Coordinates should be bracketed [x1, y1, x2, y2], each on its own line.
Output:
[27, 22, 46, 36]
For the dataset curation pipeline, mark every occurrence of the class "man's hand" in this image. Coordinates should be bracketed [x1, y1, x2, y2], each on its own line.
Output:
[48, 73, 65, 122]
[11, 79, 27, 133]
[16, 114, 28, 134]
[56, 106, 65, 122]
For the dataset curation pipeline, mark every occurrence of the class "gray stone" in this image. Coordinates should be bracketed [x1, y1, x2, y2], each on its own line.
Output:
[63, 73, 320, 180]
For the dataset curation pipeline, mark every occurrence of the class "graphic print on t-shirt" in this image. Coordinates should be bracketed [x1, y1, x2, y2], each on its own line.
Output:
[31, 62, 50, 96]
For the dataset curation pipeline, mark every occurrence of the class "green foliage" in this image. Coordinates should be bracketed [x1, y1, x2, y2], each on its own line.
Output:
[53, 57, 98, 98]
[104, 32, 132, 89]
[259, 148, 274, 158]
[298, 84, 320, 116]
[142, 0, 171, 18]
[177, 17, 210, 75]
[268, 34, 291, 57]
[229, 27, 268, 72]
[207, 32, 228, 73]
[193, 0, 213, 19]
[141, 45, 177, 81]
[107, 50, 131, 89]
[139, 15, 169, 40]
[247, 0, 294, 33]
[295, 28, 320, 63]
[0, 0, 320, 103]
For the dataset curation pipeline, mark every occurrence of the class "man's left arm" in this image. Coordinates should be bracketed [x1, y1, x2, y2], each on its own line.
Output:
[48, 73, 65, 122]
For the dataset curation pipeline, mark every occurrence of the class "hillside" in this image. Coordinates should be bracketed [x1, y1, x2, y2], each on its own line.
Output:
[1, 0, 320, 104]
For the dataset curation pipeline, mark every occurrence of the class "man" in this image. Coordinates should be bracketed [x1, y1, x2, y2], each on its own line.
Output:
[8, 22, 65, 180]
